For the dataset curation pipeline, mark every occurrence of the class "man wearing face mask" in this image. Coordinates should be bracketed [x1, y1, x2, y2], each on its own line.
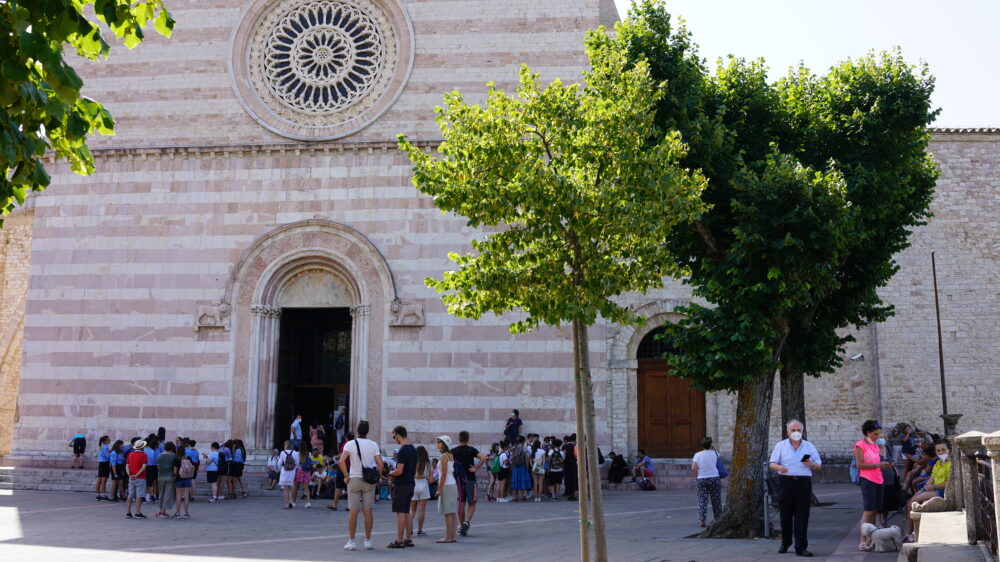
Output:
[769, 419, 822, 557]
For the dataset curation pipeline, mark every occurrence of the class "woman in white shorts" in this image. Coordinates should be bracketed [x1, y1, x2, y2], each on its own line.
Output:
[435, 436, 458, 543]
[410, 446, 435, 536]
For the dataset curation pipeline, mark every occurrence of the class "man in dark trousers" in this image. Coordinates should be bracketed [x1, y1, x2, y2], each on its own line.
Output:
[769, 419, 822, 557]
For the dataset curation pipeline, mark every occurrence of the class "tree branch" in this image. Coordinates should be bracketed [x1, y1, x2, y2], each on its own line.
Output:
[693, 220, 724, 259]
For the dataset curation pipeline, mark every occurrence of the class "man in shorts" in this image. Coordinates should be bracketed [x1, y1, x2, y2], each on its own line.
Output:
[387, 425, 416, 548]
[451, 430, 487, 535]
[339, 421, 383, 551]
[125, 440, 148, 519]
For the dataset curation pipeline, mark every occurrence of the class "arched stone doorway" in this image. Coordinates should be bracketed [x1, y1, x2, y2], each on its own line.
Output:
[606, 299, 716, 457]
[226, 220, 395, 449]
[636, 327, 705, 458]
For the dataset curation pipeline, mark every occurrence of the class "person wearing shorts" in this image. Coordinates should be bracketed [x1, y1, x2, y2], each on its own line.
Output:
[387, 426, 416, 548]
[125, 440, 148, 518]
[95, 435, 111, 501]
[69, 433, 86, 469]
[451, 431, 486, 536]
[172, 445, 193, 518]
[339, 421, 383, 551]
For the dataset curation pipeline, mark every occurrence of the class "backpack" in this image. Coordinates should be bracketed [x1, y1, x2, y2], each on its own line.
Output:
[638, 479, 656, 491]
[510, 446, 526, 467]
[179, 457, 195, 479]
[849, 455, 860, 485]
[335, 414, 345, 430]
[302, 455, 313, 471]
[597, 447, 605, 465]
[548, 451, 564, 471]
[489, 454, 502, 474]
[282, 451, 296, 471]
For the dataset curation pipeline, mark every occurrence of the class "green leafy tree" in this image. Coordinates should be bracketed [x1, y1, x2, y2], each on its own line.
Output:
[615, 1, 937, 537]
[0, 0, 175, 225]
[399, 34, 707, 562]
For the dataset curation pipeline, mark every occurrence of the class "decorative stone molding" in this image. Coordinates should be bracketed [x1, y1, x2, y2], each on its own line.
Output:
[194, 300, 232, 331]
[955, 431, 987, 544]
[388, 298, 423, 327]
[250, 304, 282, 318]
[350, 304, 371, 317]
[230, 0, 415, 141]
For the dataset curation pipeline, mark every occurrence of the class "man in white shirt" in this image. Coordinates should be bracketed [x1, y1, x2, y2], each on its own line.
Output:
[339, 420, 384, 552]
[768, 419, 822, 557]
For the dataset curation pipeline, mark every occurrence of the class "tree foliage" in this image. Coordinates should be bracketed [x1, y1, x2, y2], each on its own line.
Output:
[0, 0, 175, 225]
[615, 0, 938, 537]
[398, 36, 707, 332]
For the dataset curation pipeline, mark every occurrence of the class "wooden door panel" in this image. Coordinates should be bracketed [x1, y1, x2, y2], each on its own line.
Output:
[638, 359, 706, 457]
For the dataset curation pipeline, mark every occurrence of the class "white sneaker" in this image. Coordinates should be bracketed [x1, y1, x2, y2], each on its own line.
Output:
[343, 540, 357, 551]
[305, 502, 311, 508]
[364, 539, 373, 550]
[144, 495, 151, 502]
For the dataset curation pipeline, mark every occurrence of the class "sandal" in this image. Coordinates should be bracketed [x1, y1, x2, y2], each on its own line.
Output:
[859, 543, 872, 552]
[404, 540, 414, 547]
[435, 539, 456, 543]
[386, 541, 406, 549]
[326, 505, 337, 510]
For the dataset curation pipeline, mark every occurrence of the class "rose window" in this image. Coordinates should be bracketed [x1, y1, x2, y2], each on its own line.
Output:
[233, 0, 412, 139]
[262, 2, 385, 114]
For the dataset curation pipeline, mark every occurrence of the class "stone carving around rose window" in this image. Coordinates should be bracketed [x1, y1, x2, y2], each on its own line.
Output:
[248, 0, 397, 128]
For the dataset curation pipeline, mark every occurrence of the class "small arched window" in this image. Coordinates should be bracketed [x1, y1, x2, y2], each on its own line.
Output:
[636, 326, 679, 360]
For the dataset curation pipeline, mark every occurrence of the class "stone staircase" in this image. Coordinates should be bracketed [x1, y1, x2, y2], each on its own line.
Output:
[600, 458, 696, 490]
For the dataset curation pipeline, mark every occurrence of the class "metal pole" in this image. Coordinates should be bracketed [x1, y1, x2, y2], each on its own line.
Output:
[931, 252, 947, 415]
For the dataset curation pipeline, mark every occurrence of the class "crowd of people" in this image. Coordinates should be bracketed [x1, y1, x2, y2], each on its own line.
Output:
[77, 410, 956, 556]
[90, 428, 251, 519]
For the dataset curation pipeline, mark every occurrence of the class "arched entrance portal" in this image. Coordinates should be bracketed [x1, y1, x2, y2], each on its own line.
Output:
[636, 327, 706, 457]
[227, 220, 395, 450]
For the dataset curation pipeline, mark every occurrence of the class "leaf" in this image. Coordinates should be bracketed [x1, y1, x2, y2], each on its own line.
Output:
[154, 8, 176, 38]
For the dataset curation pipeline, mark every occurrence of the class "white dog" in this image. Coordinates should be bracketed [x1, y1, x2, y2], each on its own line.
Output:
[861, 523, 903, 552]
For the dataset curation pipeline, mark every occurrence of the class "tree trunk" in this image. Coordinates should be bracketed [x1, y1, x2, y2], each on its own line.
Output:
[779, 358, 806, 439]
[702, 370, 776, 538]
[575, 317, 609, 562]
[571, 316, 591, 562]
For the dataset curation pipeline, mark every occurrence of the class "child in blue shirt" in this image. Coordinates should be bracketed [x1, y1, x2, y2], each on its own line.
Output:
[95, 435, 111, 500]
[109, 440, 125, 501]
[144, 437, 161, 502]
[185, 439, 200, 499]
[205, 443, 221, 502]
[233, 440, 248, 498]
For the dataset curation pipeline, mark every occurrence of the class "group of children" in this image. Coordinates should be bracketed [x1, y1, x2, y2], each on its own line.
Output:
[485, 433, 582, 503]
[92, 430, 253, 519]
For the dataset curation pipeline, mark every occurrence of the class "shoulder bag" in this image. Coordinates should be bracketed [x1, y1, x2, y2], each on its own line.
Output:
[356, 439, 380, 484]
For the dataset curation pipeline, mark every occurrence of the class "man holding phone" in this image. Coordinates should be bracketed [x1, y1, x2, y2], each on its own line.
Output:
[769, 419, 822, 557]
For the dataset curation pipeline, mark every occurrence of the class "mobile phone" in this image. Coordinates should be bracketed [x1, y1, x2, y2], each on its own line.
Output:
[801, 454, 811, 461]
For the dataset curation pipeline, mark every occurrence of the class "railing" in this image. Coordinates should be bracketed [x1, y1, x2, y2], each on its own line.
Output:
[977, 453, 998, 557]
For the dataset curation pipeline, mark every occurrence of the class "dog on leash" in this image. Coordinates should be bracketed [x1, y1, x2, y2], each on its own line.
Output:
[861, 523, 903, 552]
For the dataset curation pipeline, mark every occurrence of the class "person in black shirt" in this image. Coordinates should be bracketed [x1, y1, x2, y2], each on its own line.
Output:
[452, 430, 487, 536]
[388, 426, 417, 548]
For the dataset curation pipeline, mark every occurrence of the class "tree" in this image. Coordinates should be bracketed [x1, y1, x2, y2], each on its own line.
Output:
[0, 0, 175, 226]
[614, 1, 937, 537]
[398, 34, 707, 562]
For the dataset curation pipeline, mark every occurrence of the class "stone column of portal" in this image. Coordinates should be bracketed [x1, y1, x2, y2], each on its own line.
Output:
[983, 431, 1000, 553]
[249, 305, 282, 448]
[349, 304, 370, 433]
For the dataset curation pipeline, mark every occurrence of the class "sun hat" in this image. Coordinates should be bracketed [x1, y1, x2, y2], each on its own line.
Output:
[134, 440, 147, 449]
[437, 435, 453, 450]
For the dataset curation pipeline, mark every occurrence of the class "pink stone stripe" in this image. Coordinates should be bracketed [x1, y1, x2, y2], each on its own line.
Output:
[23, 326, 211, 342]
[20, 378, 228, 396]
[30, 351, 228, 368]
[19, 404, 227, 420]
[386, 380, 578, 397]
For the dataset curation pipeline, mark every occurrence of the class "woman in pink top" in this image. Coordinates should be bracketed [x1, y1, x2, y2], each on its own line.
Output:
[854, 420, 892, 551]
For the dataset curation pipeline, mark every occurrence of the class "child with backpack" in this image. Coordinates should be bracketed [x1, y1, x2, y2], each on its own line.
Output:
[294, 446, 314, 508]
[486, 443, 500, 502]
[510, 435, 531, 501]
[531, 440, 546, 502]
[546, 439, 565, 499]
[173, 445, 194, 518]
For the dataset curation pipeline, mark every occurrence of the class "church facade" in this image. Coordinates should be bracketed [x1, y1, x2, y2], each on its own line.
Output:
[1, 0, 998, 463]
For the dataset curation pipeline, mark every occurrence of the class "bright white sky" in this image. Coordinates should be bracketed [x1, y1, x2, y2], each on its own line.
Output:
[611, 0, 1000, 127]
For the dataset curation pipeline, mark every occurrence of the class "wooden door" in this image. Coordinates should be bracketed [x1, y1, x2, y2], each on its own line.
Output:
[637, 359, 706, 458]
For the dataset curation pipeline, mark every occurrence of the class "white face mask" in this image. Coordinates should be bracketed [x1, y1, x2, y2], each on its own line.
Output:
[790, 431, 803, 441]
[938, 453, 949, 462]
[510, 413, 516, 417]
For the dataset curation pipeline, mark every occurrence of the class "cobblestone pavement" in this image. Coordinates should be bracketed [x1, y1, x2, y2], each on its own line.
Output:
[0, 484, 902, 561]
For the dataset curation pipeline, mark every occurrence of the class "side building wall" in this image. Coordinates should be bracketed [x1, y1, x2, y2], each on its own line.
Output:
[0, 207, 35, 455]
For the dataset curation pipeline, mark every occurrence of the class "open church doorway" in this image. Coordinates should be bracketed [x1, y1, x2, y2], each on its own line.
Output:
[636, 326, 706, 457]
[273, 307, 351, 452]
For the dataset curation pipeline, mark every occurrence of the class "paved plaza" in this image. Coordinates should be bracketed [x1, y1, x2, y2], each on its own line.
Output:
[0, 484, 910, 561]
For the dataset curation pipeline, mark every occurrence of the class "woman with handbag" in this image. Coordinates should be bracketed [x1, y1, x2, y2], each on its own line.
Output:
[691, 437, 724, 527]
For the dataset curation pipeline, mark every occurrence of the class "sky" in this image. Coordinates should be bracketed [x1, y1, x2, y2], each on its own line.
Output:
[611, 0, 1000, 127]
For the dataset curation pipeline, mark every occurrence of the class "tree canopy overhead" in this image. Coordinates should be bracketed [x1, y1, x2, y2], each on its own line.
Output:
[616, 0, 938, 537]
[0, 0, 175, 226]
